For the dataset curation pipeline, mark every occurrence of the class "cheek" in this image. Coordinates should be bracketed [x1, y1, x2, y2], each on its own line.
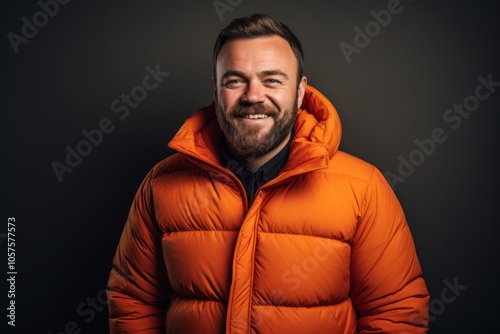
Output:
[270, 92, 296, 112]
[218, 90, 240, 110]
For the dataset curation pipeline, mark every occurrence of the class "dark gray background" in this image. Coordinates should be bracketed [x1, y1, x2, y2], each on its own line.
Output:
[3, 0, 499, 333]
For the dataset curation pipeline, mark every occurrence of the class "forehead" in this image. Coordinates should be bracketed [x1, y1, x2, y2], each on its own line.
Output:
[216, 36, 297, 75]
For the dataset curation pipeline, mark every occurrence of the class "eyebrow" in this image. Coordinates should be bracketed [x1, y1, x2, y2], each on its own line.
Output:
[221, 69, 290, 81]
[221, 70, 246, 81]
[260, 70, 289, 80]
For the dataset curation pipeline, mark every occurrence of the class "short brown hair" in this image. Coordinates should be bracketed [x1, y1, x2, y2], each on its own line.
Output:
[213, 13, 304, 83]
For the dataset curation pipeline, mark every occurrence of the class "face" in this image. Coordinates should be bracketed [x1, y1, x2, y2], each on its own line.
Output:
[214, 35, 307, 159]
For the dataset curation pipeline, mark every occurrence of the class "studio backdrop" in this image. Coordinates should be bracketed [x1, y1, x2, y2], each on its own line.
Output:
[3, 0, 499, 333]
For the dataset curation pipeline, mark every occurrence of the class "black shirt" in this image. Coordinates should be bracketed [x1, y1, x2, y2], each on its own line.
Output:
[219, 134, 292, 205]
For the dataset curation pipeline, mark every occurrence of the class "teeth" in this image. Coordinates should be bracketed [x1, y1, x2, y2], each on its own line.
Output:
[245, 114, 268, 119]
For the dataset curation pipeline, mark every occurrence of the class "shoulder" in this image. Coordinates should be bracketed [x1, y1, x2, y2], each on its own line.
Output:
[149, 153, 194, 178]
[328, 150, 379, 182]
[136, 153, 203, 191]
[318, 150, 394, 202]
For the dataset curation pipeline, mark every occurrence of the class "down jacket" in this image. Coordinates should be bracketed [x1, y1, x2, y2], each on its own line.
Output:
[107, 85, 430, 333]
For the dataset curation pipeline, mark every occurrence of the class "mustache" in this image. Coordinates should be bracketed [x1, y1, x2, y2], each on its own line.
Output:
[229, 103, 279, 118]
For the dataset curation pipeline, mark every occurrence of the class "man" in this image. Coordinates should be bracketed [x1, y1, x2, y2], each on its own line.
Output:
[107, 13, 429, 333]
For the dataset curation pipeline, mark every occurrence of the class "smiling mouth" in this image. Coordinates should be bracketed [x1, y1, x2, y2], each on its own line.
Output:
[241, 114, 270, 119]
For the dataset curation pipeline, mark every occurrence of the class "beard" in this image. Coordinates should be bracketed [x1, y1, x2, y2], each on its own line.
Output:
[215, 97, 298, 159]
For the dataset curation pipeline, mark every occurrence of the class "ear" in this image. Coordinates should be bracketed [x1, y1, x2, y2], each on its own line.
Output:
[296, 76, 308, 108]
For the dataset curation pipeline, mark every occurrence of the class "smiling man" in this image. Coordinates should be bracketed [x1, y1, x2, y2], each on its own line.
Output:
[215, 35, 306, 171]
[107, 13, 430, 333]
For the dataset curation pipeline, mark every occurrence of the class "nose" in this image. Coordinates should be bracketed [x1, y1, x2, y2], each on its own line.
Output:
[241, 80, 265, 104]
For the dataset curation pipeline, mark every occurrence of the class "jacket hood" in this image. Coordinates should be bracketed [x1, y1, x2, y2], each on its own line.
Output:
[168, 85, 342, 172]
[292, 85, 342, 161]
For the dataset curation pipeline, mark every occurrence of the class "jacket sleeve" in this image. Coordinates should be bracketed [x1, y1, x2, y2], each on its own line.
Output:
[107, 168, 171, 333]
[350, 167, 430, 333]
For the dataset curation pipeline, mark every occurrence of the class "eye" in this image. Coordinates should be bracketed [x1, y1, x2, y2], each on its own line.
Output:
[222, 79, 245, 88]
[264, 78, 281, 86]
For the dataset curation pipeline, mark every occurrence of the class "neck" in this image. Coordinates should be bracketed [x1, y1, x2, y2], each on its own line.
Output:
[229, 132, 292, 173]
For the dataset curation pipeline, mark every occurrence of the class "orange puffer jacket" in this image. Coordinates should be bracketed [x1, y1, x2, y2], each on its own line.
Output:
[107, 85, 429, 333]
